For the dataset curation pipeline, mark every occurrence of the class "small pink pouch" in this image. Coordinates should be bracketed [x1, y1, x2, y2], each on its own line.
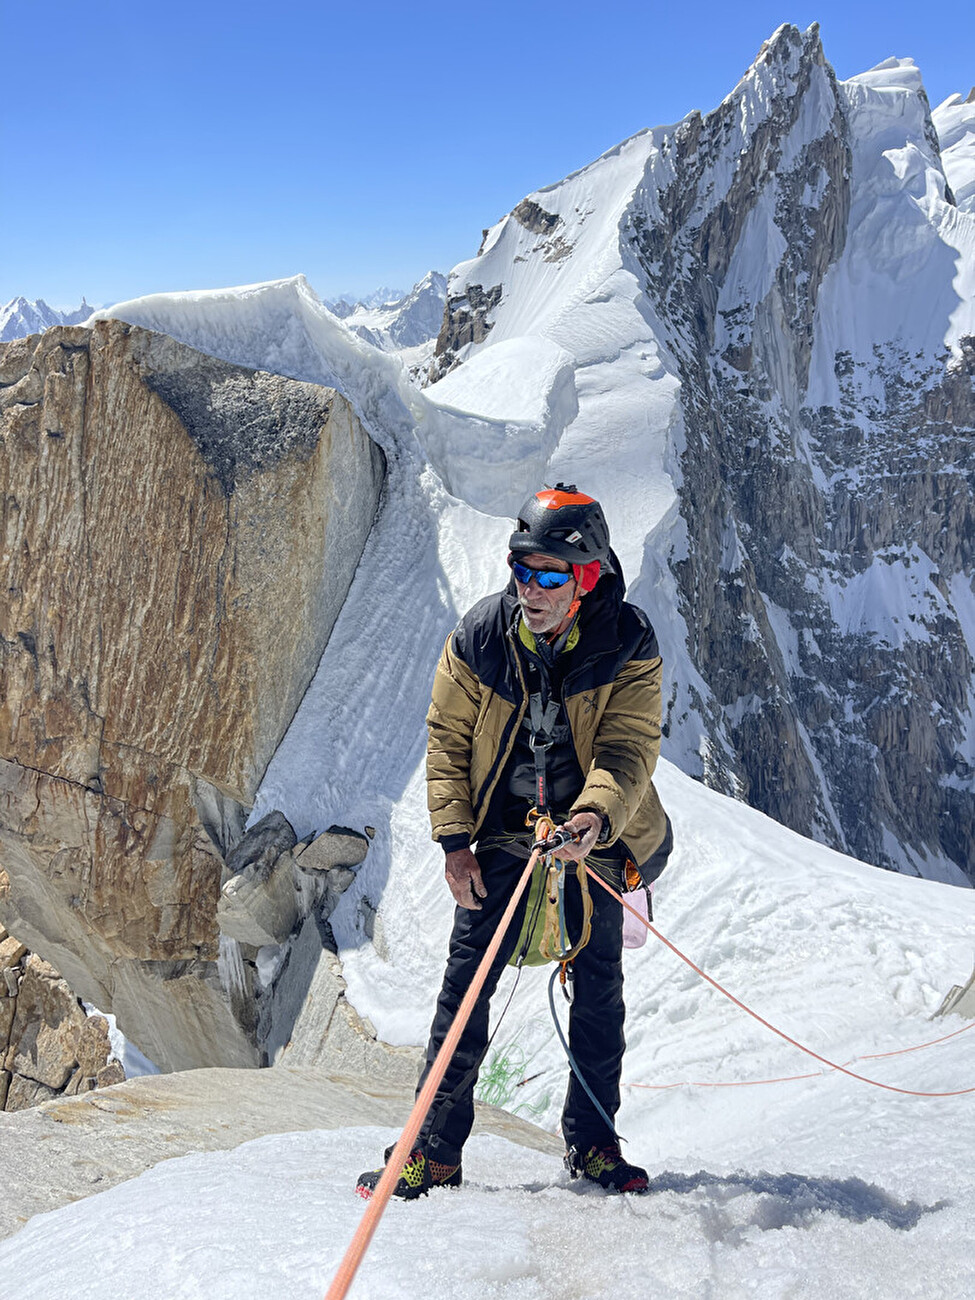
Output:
[622, 882, 653, 948]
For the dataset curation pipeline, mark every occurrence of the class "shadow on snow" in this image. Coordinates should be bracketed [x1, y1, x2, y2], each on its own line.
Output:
[645, 1169, 947, 1232]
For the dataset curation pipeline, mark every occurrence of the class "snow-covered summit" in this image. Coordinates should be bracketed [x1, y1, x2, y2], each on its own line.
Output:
[332, 270, 447, 353]
[0, 296, 94, 342]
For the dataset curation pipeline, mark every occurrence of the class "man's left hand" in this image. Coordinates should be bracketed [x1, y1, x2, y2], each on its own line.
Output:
[553, 811, 602, 861]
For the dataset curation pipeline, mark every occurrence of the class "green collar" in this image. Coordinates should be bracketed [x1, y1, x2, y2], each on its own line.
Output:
[518, 615, 581, 657]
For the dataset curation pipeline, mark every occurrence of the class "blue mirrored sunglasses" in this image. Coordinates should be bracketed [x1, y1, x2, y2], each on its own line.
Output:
[509, 558, 573, 589]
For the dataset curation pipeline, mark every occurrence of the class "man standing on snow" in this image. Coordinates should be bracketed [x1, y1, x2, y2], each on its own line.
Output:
[358, 484, 670, 1199]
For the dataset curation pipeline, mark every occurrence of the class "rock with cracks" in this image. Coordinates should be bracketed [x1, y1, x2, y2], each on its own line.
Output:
[0, 320, 385, 1072]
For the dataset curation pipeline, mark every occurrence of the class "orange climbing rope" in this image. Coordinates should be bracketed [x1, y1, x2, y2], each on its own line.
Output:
[626, 1020, 975, 1092]
[323, 846, 541, 1300]
[587, 868, 975, 1100]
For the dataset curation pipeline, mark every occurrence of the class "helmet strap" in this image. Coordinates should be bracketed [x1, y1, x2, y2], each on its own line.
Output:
[546, 582, 584, 647]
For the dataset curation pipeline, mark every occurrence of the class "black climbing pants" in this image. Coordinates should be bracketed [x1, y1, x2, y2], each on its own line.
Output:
[417, 846, 625, 1166]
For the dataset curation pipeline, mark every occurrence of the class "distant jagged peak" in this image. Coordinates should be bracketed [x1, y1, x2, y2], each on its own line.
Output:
[753, 20, 823, 70]
[328, 285, 407, 312]
[328, 271, 447, 356]
[718, 22, 826, 112]
[0, 294, 95, 342]
[410, 270, 447, 293]
[330, 274, 446, 316]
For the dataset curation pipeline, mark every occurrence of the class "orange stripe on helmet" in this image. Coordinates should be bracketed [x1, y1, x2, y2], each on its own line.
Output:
[536, 488, 595, 510]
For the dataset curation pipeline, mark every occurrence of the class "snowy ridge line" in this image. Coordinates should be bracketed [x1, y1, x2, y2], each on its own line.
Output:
[590, 870, 975, 1099]
[625, 1020, 975, 1092]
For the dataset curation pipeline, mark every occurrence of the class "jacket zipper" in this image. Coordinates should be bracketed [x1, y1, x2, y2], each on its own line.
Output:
[469, 624, 531, 834]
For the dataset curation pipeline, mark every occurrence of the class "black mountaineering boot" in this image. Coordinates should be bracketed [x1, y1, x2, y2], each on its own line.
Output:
[565, 1142, 649, 1194]
[356, 1145, 463, 1200]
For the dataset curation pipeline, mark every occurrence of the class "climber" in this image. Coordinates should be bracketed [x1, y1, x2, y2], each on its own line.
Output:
[357, 484, 671, 1198]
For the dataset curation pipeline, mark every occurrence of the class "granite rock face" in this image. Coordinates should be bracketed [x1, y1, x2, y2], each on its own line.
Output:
[0, 931, 118, 1112]
[624, 25, 975, 882]
[0, 320, 386, 1068]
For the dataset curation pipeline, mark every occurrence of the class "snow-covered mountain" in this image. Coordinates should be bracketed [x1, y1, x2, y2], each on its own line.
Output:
[0, 297, 94, 341]
[326, 272, 447, 380]
[425, 25, 975, 885]
[326, 285, 408, 314]
[84, 21, 974, 894]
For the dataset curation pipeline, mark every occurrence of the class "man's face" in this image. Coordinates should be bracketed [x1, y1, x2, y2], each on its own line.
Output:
[513, 552, 578, 635]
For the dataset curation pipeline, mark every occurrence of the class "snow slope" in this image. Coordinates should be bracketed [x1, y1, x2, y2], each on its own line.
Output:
[2, 760, 973, 1299]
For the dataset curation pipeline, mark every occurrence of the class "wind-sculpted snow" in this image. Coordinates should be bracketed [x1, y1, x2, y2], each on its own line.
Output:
[422, 337, 578, 510]
[933, 92, 975, 213]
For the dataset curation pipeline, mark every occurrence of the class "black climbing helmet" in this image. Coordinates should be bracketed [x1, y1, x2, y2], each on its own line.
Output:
[508, 483, 610, 566]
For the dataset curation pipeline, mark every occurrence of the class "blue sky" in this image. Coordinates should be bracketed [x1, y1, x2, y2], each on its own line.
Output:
[4, 1, 972, 308]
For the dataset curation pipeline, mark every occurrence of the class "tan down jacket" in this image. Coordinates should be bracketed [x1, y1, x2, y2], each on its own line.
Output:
[426, 566, 669, 875]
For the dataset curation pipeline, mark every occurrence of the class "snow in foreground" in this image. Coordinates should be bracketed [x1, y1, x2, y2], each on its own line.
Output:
[1, 1120, 969, 1299]
[3, 760, 973, 1298]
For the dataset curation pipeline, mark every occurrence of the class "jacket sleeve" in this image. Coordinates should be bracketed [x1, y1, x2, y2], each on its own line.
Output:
[426, 632, 482, 846]
[570, 652, 662, 842]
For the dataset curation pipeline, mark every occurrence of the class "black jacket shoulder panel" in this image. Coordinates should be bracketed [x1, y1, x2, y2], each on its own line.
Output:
[452, 582, 659, 696]
[617, 600, 660, 663]
[451, 592, 518, 700]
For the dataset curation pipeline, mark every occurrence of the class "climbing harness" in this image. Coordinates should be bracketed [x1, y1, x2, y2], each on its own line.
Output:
[528, 691, 560, 816]
[510, 659, 594, 970]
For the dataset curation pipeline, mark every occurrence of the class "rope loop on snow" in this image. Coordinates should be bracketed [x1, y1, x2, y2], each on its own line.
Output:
[587, 867, 975, 1100]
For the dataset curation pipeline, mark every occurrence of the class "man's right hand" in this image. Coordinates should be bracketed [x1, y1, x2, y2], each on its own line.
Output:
[444, 848, 487, 910]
